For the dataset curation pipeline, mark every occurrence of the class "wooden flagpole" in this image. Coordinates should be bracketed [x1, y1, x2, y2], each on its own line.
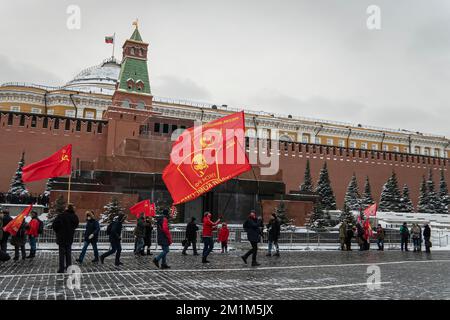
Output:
[67, 170, 72, 204]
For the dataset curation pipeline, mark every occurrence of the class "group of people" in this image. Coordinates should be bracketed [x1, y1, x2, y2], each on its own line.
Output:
[339, 219, 432, 253]
[0, 209, 43, 262]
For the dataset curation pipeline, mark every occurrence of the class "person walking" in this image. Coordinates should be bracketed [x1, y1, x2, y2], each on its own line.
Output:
[1, 209, 13, 253]
[423, 224, 432, 253]
[218, 222, 230, 253]
[143, 216, 153, 255]
[52, 204, 80, 273]
[339, 221, 347, 251]
[201, 212, 220, 263]
[411, 223, 421, 252]
[76, 211, 100, 264]
[345, 225, 355, 251]
[376, 224, 385, 251]
[400, 222, 410, 252]
[267, 213, 281, 256]
[133, 213, 146, 256]
[11, 220, 27, 261]
[100, 213, 125, 266]
[152, 209, 172, 269]
[241, 211, 261, 267]
[25, 211, 41, 258]
[182, 217, 199, 256]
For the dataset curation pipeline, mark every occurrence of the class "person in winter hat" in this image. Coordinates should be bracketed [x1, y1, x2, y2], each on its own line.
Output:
[267, 212, 281, 256]
[153, 209, 172, 269]
[217, 222, 230, 253]
[25, 211, 41, 258]
[201, 212, 220, 263]
[100, 213, 125, 266]
[241, 210, 261, 267]
[400, 222, 410, 252]
[76, 211, 100, 264]
[11, 220, 28, 261]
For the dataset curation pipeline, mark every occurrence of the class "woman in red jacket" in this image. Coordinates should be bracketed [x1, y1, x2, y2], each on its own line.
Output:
[218, 223, 230, 253]
[26, 211, 41, 259]
[202, 212, 220, 263]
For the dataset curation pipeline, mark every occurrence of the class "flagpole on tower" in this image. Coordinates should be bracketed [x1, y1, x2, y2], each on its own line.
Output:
[112, 32, 116, 59]
[67, 170, 72, 204]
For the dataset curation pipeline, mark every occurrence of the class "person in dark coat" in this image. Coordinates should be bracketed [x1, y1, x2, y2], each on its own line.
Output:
[52, 204, 80, 273]
[345, 225, 355, 251]
[376, 224, 385, 251]
[152, 209, 172, 269]
[1, 210, 13, 253]
[182, 217, 199, 256]
[266, 213, 281, 257]
[241, 210, 261, 266]
[356, 222, 366, 251]
[100, 213, 125, 266]
[11, 220, 27, 261]
[76, 211, 100, 264]
[423, 224, 431, 253]
[143, 216, 153, 255]
[134, 213, 146, 256]
[400, 222, 410, 252]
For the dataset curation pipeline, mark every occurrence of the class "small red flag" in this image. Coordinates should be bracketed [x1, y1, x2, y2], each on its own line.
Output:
[170, 205, 177, 219]
[105, 36, 114, 44]
[3, 204, 33, 237]
[162, 111, 251, 205]
[364, 218, 373, 239]
[22, 144, 72, 182]
[364, 203, 377, 217]
[130, 200, 155, 217]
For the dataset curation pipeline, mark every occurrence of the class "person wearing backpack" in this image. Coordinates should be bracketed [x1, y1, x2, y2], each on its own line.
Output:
[152, 209, 172, 269]
[76, 211, 100, 264]
[101, 213, 125, 266]
[25, 211, 41, 259]
[11, 220, 28, 261]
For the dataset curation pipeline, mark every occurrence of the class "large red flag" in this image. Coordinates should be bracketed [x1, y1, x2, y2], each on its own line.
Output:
[22, 144, 72, 182]
[364, 203, 377, 217]
[130, 200, 155, 217]
[163, 111, 251, 205]
[3, 204, 33, 236]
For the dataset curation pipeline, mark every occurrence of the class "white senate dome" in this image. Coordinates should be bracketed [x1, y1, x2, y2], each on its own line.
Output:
[64, 57, 121, 95]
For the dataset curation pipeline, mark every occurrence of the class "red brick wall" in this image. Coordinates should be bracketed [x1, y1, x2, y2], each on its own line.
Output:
[262, 199, 314, 225]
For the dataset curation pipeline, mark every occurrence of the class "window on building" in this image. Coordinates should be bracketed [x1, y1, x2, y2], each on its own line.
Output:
[171, 124, 178, 132]
[338, 140, 345, 147]
[136, 101, 145, 109]
[382, 145, 389, 151]
[326, 138, 334, 146]
[65, 119, 71, 131]
[85, 111, 95, 119]
[65, 110, 75, 118]
[403, 147, 409, 153]
[54, 118, 59, 129]
[31, 108, 42, 114]
[97, 123, 103, 134]
[434, 149, 440, 157]
[350, 141, 356, 148]
[10, 106, 20, 112]
[180, 125, 186, 130]
[414, 146, 420, 154]
[31, 116, 37, 128]
[424, 148, 430, 156]
[19, 115, 25, 126]
[314, 137, 321, 144]
[393, 146, 399, 152]
[7, 113, 13, 125]
[163, 123, 169, 134]
[371, 144, 378, 150]
[43, 117, 48, 128]
[87, 121, 92, 132]
[47, 109, 54, 115]
[76, 120, 81, 132]
[154, 122, 160, 132]
[302, 135, 309, 143]
[361, 142, 368, 149]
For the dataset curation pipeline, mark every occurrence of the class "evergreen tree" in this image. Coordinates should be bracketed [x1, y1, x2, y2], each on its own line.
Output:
[299, 159, 314, 192]
[315, 162, 336, 210]
[8, 152, 28, 197]
[308, 202, 330, 231]
[339, 203, 356, 225]
[426, 169, 441, 214]
[102, 197, 125, 223]
[46, 194, 66, 225]
[274, 200, 295, 230]
[42, 178, 55, 197]
[439, 170, 450, 214]
[417, 175, 429, 213]
[344, 173, 361, 210]
[379, 171, 402, 212]
[361, 176, 375, 208]
[399, 184, 414, 213]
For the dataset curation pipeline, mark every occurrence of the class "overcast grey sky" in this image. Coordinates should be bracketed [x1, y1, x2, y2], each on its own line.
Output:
[1, 0, 450, 136]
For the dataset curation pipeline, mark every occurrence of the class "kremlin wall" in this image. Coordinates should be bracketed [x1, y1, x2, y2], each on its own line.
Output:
[0, 25, 448, 223]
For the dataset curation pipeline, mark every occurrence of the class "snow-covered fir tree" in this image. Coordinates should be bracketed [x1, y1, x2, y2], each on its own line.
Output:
[42, 178, 55, 197]
[308, 202, 330, 231]
[425, 169, 442, 214]
[8, 152, 29, 198]
[439, 170, 450, 214]
[344, 173, 361, 210]
[339, 203, 356, 225]
[299, 159, 314, 192]
[417, 175, 429, 213]
[101, 197, 125, 223]
[379, 171, 402, 212]
[46, 194, 66, 225]
[399, 184, 414, 213]
[361, 176, 375, 208]
[274, 200, 295, 230]
[315, 162, 336, 210]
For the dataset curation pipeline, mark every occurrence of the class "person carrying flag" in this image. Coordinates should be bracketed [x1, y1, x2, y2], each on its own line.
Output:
[25, 211, 42, 259]
[153, 209, 172, 269]
[11, 220, 28, 261]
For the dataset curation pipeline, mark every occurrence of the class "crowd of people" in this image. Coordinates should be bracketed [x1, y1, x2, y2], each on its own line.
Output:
[0, 205, 435, 272]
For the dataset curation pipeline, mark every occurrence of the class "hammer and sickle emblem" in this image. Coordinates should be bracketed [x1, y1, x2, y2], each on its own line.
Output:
[61, 151, 70, 162]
